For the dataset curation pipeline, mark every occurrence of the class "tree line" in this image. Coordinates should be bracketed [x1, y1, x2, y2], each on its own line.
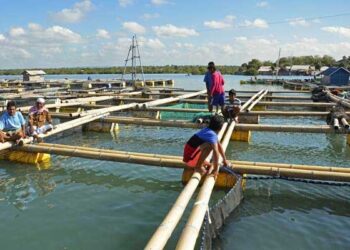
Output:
[237, 55, 350, 75]
[0, 55, 349, 76]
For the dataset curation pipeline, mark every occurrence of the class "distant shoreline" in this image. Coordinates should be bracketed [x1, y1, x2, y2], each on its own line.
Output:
[0, 66, 240, 76]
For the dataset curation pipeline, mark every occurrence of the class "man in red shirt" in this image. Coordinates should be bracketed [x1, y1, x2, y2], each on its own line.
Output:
[208, 62, 225, 114]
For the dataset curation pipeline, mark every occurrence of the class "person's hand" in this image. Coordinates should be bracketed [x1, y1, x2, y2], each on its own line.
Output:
[0, 133, 4, 143]
[223, 159, 230, 167]
[208, 165, 219, 178]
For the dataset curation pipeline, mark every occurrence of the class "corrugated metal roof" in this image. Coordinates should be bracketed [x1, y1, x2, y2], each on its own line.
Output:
[322, 67, 350, 76]
[22, 70, 46, 75]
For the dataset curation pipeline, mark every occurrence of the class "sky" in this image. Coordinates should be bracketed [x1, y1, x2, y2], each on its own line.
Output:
[0, 0, 349, 69]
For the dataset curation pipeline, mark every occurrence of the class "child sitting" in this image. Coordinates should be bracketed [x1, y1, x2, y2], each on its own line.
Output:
[183, 115, 230, 176]
[224, 89, 241, 122]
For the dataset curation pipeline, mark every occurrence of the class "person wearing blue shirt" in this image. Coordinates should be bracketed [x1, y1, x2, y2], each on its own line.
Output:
[0, 101, 26, 143]
[183, 115, 229, 176]
[204, 61, 215, 112]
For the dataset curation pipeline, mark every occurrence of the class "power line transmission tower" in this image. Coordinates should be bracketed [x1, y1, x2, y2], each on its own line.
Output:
[122, 34, 145, 82]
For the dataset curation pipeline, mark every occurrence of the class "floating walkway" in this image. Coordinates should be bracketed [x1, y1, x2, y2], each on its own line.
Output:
[0, 82, 349, 249]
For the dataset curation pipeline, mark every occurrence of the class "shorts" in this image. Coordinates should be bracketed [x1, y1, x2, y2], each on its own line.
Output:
[3, 129, 22, 136]
[184, 147, 210, 168]
[211, 93, 225, 106]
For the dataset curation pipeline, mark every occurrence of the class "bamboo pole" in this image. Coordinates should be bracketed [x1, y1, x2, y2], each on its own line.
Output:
[144, 108, 350, 117]
[98, 116, 350, 134]
[232, 164, 350, 182]
[38, 112, 110, 139]
[71, 102, 138, 117]
[19, 102, 82, 112]
[37, 143, 182, 160]
[18, 144, 185, 168]
[23, 142, 350, 174]
[0, 138, 33, 151]
[257, 101, 336, 107]
[232, 160, 350, 173]
[327, 92, 350, 108]
[144, 123, 228, 250]
[137, 90, 207, 109]
[341, 118, 349, 129]
[175, 121, 236, 250]
[234, 124, 346, 133]
[334, 118, 340, 130]
[246, 89, 268, 112]
[103, 116, 202, 129]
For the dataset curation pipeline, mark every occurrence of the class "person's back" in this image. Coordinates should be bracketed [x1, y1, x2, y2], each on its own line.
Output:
[183, 115, 229, 175]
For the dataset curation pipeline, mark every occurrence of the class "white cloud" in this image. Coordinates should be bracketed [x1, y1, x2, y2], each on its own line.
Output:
[145, 38, 165, 49]
[289, 18, 309, 27]
[153, 24, 198, 37]
[28, 23, 41, 31]
[45, 26, 82, 43]
[0, 34, 6, 42]
[122, 22, 146, 34]
[9, 27, 26, 37]
[321, 26, 350, 38]
[256, 1, 269, 7]
[203, 16, 235, 29]
[151, 0, 169, 5]
[244, 18, 268, 28]
[204, 21, 231, 29]
[119, 0, 133, 7]
[51, 0, 93, 23]
[235, 36, 247, 41]
[96, 29, 110, 39]
[142, 13, 160, 20]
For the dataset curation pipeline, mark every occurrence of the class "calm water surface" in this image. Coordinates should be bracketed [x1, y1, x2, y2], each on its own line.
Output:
[0, 74, 349, 250]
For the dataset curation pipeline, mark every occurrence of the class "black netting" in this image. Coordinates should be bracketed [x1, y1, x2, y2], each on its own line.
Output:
[199, 177, 243, 250]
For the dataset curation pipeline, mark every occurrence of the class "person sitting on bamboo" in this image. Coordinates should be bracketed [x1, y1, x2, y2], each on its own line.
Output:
[183, 115, 229, 176]
[0, 101, 26, 144]
[28, 98, 53, 139]
[223, 89, 241, 122]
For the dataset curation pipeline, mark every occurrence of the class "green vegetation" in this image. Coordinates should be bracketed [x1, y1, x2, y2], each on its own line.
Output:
[1, 55, 349, 76]
[237, 55, 350, 75]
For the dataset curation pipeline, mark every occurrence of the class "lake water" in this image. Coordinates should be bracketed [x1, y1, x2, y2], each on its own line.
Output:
[0, 74, 349, 250]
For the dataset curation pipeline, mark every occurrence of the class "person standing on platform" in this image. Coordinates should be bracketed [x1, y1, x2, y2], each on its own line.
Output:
[208, 62, 225, 114]
[204, 62, 215, 112]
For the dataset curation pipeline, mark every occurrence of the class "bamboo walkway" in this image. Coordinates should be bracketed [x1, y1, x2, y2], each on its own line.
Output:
[0, 82, 350, 249]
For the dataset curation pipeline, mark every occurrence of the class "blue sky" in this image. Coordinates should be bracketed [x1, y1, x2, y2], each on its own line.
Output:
[0, 0, 349, 68]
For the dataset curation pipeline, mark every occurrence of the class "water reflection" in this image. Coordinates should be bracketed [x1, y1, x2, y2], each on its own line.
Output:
[0, 158, 183, 210]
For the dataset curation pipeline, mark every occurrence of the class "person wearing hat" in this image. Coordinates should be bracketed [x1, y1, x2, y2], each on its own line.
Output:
[0, 101, 26, 143]
[28, 98, 53, 139]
